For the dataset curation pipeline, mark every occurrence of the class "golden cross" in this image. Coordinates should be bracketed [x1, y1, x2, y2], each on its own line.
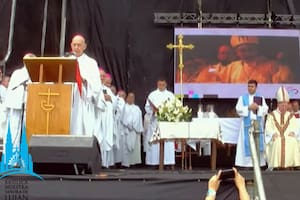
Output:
[38, 88, 60, 135]
[167, 34, 194, 101]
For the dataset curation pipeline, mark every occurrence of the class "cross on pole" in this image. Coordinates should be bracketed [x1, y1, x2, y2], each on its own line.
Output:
[167, 34, 194, 102]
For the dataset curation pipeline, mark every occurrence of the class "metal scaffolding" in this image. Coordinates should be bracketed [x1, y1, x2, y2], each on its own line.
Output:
[154, 12, 300, 27]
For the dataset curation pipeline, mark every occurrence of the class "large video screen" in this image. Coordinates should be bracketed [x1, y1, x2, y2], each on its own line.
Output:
[173, 28, 300, 99]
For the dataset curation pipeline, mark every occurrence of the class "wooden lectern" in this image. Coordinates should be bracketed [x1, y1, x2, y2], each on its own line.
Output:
[23, 57, 77, 141]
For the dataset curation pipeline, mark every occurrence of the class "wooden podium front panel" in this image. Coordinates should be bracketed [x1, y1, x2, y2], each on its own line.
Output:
[26, 84, 72, 141]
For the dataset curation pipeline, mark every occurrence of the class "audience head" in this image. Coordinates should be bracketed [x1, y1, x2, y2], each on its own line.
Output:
[205, 168, 250, 200]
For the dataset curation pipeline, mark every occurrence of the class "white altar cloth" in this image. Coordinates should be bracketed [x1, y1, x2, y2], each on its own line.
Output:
[158, 118, 241, 144]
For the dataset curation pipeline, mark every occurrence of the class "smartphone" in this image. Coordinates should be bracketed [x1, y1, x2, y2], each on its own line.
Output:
[219, 169, 235, 180]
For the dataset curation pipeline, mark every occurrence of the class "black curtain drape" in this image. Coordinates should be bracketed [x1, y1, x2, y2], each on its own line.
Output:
[0, 0, 12, 61]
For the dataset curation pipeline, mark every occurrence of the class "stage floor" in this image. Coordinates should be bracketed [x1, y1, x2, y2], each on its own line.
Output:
[0, 169, 299, 200]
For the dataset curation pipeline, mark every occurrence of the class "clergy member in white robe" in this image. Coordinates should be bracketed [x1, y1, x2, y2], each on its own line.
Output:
[265, 86, 300, 169]
[0, 76, 9, 139]
[120, 92, 143, 167]
[290, 99, 300, 118]
[145, 79, 175, 166]
[94, 69, 116, 168]
[235, 79, 268, 167]
[3, 56, 32, 149]
[70, 35, 102, 136]
[0, 76, 9, 104]
[143, 112, 151, 153]
[113, 90, 126, 164]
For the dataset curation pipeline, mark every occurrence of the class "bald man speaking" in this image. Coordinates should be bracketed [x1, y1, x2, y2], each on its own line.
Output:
[70, 34, 103, 137]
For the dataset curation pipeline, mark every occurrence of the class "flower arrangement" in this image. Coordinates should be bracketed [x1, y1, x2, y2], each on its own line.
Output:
[156, 97, 192, 122]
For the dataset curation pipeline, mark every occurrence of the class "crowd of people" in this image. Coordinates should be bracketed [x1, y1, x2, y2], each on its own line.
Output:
[68, 35, 145, 168]
[0, 34, 300, 174]
[0, 35, 144, 169]
[235, 79, 300, 170]
[0, 33, 300, 200]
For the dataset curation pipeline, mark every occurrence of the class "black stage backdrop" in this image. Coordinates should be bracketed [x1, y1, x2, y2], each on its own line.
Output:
[1, 0, 300, 108]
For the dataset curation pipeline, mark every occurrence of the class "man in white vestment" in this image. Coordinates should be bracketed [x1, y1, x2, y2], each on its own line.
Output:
[94, 69, 116, 168]
[265, 86, 300, 169]
[69, 35, 103, 136]
[144, 78, 175, 167]
[143, 112, 151, 154]
[2, 54, 33, 149]
[235, 79, 268, 167]
[113, 90, 126, 164]
[0, 76, 9, 102]
[0, 76, 10, 139]
[120, 92, 143, 167]
[290, 99, 300, 118]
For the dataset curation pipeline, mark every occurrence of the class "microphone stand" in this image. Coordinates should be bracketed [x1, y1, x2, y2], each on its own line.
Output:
[11, 80, 28, 168]
[19, 82, 27, 149]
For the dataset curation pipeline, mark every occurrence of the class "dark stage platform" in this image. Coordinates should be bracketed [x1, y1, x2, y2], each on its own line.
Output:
[0, 169, 299, 200]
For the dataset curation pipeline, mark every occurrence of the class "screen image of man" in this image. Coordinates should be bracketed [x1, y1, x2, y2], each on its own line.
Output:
[192, 45, 235, 83]
[222, 36, 293, 83]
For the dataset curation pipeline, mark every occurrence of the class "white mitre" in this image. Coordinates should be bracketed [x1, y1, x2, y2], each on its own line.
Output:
[276, 86, 290, 102]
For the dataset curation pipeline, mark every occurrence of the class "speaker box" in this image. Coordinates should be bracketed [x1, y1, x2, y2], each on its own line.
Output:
[29, 135, 101, 175]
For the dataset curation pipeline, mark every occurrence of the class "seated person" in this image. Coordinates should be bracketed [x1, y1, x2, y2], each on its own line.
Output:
[265, 86, 300, 169]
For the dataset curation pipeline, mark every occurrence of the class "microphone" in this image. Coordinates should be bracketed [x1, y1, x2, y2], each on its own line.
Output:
[64, 52, 75, 57]
[12, 79, 29, 90]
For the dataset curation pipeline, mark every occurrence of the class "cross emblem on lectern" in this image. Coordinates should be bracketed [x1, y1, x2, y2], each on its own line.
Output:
[38, 88, 60, 134]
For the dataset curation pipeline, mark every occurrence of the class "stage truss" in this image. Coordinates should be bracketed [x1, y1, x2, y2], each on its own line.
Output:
[154, 12, 300, 27]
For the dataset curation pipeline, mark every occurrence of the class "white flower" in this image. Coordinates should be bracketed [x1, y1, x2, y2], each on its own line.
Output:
[156, 97, 192, 122]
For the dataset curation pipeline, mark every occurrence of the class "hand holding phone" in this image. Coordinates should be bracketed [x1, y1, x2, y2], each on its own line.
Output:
[219, 169, 235, 180]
